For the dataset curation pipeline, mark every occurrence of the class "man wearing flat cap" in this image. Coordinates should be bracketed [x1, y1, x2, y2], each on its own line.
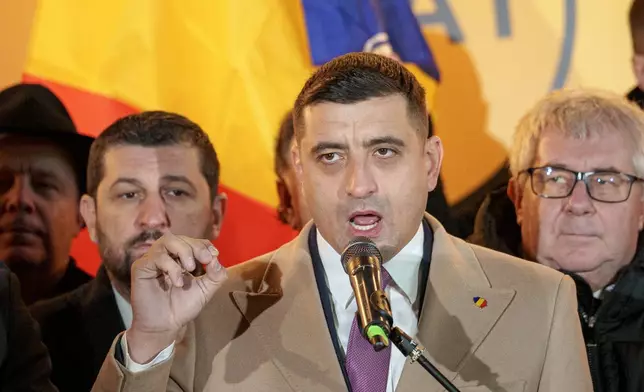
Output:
[0, 83, 94, 305]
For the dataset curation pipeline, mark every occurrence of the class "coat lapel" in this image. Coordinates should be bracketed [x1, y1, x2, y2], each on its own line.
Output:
[230, 228, 347, 392]
[396, 216, 516, 391]
[80, 266, 126, 375]
[230, 216, 516, 392]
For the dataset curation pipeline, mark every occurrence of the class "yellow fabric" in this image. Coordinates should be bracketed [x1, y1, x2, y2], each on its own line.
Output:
[25, 0, 437, 207]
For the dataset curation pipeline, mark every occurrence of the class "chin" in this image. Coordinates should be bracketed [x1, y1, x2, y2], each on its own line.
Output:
[550, 253, 605, 274]
[2, 248, 46, 265]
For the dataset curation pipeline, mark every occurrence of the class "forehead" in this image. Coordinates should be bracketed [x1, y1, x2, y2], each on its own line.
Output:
[0, 136, 75, 173]
[300, 95, 416, 142]
[535, 129, 636, 171]
[102, 144, 201, 180]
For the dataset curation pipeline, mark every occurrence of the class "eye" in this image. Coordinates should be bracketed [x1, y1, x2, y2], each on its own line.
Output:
[118, 192, 138, 200]
[319, 152, 342, 164]
[547, 176, 567, 184]
[166, 189, 189, 197]
[33, 181, 57, 191]
[374, 148, 396, 158]
[594, 175, 625, 187]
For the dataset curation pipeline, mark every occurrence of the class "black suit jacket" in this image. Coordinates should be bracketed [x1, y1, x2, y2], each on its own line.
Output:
[0, 262, 57, 391]
[30, 266, 125, 392]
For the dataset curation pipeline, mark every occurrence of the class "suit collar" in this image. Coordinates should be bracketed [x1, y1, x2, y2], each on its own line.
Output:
[52, 257, 93, 297]
[396, 216, 516, 390]
[231, 232, 347, 392]
[81, 266, 127, 374]
[231, 215, 516, 391]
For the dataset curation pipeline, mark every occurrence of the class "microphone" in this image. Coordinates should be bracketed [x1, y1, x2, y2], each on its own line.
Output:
[341, 237, 393, 352]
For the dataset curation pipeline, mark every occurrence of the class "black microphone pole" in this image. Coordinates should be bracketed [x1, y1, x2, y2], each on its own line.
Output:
[341, 237, 460, 391]
[389, 326, 460, 392]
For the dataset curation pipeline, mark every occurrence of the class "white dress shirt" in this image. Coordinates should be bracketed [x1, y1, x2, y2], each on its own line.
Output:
[123, 222, 427, 385]
[317, 223, 424, 392]
[112, 286, 133, 329]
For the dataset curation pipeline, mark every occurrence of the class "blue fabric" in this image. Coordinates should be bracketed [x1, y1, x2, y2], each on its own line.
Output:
[301, 0, 440, 81]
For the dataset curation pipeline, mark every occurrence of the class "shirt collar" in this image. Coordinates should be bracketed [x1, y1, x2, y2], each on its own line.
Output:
[593, 283, 616, 300]
[111, 285, 133, 329]
[317, 222, 425, 308]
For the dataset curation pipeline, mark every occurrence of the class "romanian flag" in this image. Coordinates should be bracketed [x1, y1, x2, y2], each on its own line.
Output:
[23, 0, 439, 274]
[473, 296, 488, 309]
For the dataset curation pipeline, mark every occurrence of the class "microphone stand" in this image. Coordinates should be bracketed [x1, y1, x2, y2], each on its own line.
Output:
[389, 326, 461, 392]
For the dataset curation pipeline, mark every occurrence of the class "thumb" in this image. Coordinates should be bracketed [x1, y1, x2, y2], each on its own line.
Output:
[196, 258, 228, 301]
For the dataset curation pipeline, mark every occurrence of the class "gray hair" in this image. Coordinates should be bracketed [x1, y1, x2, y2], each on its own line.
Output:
[510, 88, 644, 179]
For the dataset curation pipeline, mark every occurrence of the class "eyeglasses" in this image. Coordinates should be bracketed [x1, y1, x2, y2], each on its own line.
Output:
[520, 166, 644, 203]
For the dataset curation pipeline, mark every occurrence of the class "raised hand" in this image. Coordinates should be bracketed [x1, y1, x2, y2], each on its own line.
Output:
[126, 232, 228, 363]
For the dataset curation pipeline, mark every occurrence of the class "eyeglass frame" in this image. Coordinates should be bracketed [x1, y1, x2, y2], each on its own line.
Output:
[519, 165, 644, 203]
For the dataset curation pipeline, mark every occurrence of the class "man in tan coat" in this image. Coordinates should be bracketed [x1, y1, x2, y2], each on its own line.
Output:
[92, 53, 592, 392]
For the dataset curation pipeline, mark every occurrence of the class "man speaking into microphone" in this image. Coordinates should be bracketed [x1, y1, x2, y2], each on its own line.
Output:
[93, 53, 592, 391]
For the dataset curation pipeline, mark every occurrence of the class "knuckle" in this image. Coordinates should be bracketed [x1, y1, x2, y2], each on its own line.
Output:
[195, 240, 209, 252]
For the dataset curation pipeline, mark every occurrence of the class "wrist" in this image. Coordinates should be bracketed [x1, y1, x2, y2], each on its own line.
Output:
[126, 327, 178, 364]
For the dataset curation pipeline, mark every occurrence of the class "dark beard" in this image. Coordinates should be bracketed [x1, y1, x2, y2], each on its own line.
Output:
[97, 228, 164, 290]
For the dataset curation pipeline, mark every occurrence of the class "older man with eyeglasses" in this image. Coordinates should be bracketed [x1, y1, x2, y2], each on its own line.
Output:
[469, 88, 644, 392]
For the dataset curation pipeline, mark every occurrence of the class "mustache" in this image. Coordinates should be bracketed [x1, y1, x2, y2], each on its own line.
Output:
[126, 230, 164, 248]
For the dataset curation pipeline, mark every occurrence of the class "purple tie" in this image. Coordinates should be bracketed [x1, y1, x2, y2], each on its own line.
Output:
[345, 269, 393, 392]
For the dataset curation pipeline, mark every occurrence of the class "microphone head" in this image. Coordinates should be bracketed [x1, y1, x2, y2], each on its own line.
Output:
[341, 236, 382, 274]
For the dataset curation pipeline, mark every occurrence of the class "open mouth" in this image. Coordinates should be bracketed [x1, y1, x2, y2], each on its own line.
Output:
[349, 211, 382, 232]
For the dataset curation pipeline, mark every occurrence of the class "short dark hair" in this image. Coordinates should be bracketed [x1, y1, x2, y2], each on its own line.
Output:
[87, 111, 220, 200]
[274, 110, 295, 175]
[292, 52, 428, 140]
[631, 0, 644, 53]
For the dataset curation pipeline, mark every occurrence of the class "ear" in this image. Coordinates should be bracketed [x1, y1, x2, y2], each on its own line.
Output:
[80, 194, 98, 243]
[276, 178, 294, 224]
[424, 135, 444, 192]
[633, 55, 644, 91]
[75, 199, 85, 236]
[292, 141, 303, 182]
[507, 177, 524, 226]
[210, 193, 227, 240]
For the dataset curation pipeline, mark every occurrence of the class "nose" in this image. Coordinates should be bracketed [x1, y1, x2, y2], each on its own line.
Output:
[135, 194, 169, 230]
[345, 159, 377, 199]
[1, 176, 36, 214]
[565, 180, 595, 215]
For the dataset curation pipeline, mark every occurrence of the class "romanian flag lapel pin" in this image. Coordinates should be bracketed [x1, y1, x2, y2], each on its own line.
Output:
[473, 296, 488, 309]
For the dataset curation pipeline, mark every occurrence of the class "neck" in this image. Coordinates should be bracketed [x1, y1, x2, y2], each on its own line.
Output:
[523, 246, 619, 292]
[577, 270, 618, 293]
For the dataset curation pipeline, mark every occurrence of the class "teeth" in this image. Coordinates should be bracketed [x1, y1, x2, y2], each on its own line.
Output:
[350, 221, 378, 231]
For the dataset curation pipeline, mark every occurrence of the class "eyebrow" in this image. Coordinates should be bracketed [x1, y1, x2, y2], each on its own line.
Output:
[161, 175, 197, 192]
[310, 142, 347, 156]
[0, 166, 63, 181]
[545, 163, 624, 173]
[109, 175, 198, 191]
[363, 136, 406, 148]
[310, 136, 406, 155]
[109, 178, 143, 190]
[30, 169, 63, 182]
